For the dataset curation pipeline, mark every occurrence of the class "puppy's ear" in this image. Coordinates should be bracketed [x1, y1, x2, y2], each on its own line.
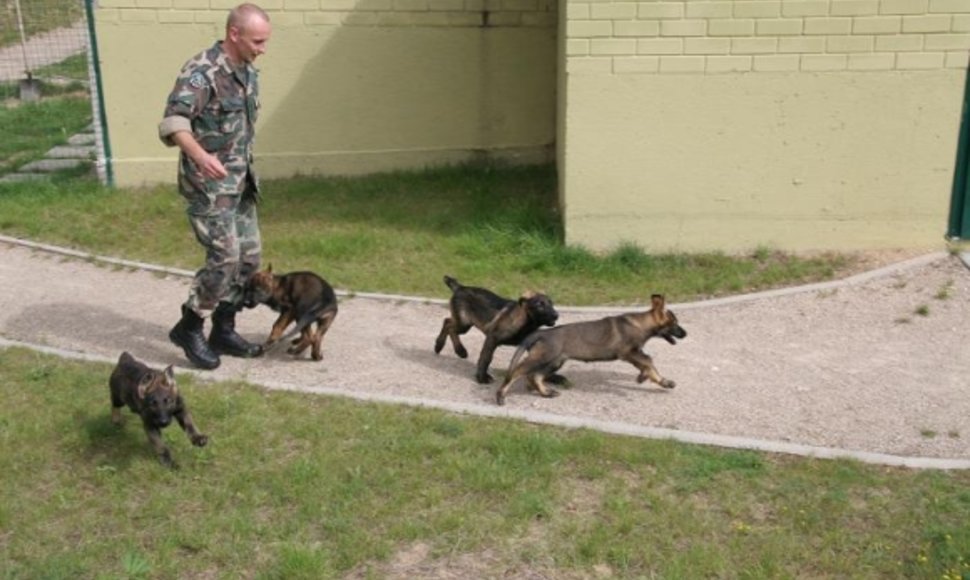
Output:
[163, 365, 178, 396]
[651, 294, 665, 311]
[520, 290, 536, 302]
[137, 373, 154, 400]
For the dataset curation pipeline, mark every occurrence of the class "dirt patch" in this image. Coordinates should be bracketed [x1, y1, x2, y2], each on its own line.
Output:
[344, 541, 599, 580]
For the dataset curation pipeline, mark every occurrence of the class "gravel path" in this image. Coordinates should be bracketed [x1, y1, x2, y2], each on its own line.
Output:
[1, 237, 968, 468]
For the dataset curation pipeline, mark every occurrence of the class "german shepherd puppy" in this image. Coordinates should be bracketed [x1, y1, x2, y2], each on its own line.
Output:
[434, 275, 559, 384]
[243, 264, 338, 361]
[495, 294, 686, 405]
[109, 352, 208, 468]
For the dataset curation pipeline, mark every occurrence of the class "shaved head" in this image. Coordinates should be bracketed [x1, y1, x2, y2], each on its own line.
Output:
[227, 3, 270, 33]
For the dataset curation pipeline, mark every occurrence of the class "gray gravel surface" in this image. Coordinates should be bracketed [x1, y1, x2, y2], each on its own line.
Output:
[1, 239, 968, 466]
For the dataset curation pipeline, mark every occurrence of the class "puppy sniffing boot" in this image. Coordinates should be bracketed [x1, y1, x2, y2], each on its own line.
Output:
[209, 302, 264, 358]
[169, 305, 221, 370]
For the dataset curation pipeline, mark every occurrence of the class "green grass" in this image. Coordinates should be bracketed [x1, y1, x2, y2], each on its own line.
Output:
[0, 77, 89, 102]
[0, 0, 84, 48]
[0, 52, 91, 100]
[0, 51, 90, 100]
[0, 164, 856, 305]
[0, 94, 91, 175]
[1, 348, 968, 578]
[32, 52, 90, 81]
[936, 280, 954, 301]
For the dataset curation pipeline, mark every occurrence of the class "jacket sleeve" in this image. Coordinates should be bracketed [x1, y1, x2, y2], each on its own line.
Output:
[158, 67, 212, 147]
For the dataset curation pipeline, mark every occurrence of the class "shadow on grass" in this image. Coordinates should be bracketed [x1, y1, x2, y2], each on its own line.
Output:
[261, 162, 561, 239]
[79, 413, 145, 471]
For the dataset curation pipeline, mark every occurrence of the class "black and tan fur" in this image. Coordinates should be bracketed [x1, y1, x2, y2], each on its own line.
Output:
[495, 294, 686, 405]
[109, 352, 207, 468]
[243, 264, 338, 361]
[434, 275, 559, 384]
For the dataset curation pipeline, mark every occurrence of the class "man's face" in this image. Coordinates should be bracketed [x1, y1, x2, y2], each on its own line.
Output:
[229, 17, 271, 64]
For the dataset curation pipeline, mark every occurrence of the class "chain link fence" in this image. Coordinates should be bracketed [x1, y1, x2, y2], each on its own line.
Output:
[1, 0, 88, 97]
[0, 0, 109, 184]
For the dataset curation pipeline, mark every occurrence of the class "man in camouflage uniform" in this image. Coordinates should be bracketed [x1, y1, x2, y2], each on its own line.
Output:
[159, 3, 271, 369]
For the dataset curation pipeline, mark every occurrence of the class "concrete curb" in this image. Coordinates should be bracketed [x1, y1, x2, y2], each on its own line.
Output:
[0, 233, 951, 312]
[2, 335, 968, 471]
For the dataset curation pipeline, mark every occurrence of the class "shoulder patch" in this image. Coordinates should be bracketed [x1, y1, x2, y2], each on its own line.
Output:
[188, 72, 207, 89]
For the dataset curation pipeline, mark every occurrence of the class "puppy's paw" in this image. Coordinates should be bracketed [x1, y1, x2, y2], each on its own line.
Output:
[542, 389, 561, 399]
[476, 373, 494, 385]
[546, 373, 569, 386]
[661, 379, 676, 389]
[455, 346, 469, 359]
[158, 451, 178, 470]
[287, 345, 310, 357]
[192, 434, 209, 447]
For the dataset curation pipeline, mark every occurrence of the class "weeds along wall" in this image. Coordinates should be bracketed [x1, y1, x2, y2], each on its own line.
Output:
[93, 1, 557, 186]
[560, 0, 970, 253]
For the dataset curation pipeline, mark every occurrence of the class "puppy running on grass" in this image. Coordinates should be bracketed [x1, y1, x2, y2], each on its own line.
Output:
[109, 352, 208, 469]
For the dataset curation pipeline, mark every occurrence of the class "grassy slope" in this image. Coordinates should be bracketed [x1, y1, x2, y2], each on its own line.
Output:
[1, 349, 968, 578]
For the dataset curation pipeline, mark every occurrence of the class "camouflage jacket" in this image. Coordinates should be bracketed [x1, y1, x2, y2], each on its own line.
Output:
[159, 41, 261, 197]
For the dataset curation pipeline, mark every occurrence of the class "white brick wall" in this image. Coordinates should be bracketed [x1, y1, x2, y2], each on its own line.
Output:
[100, 0, 965, 69]
[566, 0, 970, 74]
[95, 0, 557, 29]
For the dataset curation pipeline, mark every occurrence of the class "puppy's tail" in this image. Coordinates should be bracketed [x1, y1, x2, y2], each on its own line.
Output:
[508, 331, 542, 370]
[443, 275, 462, 292]
[268, 304, 337, 350]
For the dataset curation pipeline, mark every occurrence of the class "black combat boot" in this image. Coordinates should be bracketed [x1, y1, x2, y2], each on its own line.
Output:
[209, 302, 264, 358]
[169, 305, 221, 370]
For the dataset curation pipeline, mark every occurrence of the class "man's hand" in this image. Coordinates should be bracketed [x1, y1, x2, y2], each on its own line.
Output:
[193, 151, 228, 180]
[171, 131, 227, 180]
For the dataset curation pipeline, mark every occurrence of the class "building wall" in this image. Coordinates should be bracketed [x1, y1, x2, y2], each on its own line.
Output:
[94, 0, 557, 186]
[561, 0, 970, 252]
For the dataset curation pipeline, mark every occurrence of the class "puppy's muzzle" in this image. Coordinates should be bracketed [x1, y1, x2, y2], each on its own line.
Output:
[243, 287, 269, 309]
[661, 325, 687, 345]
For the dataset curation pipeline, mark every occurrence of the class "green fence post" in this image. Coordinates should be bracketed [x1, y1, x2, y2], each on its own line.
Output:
[947, 65, 970, 240]
[84, 0, 114, 187]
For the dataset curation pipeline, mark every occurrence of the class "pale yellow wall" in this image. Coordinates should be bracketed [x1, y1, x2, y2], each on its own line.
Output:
[561, 0, 970, 252]
[96, 0, 970, 253]
[94, 1, 557, 186]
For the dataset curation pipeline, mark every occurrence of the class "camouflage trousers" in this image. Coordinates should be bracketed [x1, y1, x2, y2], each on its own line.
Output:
[182, 189, 261, 317]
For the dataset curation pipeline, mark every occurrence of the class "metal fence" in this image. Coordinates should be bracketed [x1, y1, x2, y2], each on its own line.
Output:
[0, 0, 109, 184]
[1, 0, 88, 95]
